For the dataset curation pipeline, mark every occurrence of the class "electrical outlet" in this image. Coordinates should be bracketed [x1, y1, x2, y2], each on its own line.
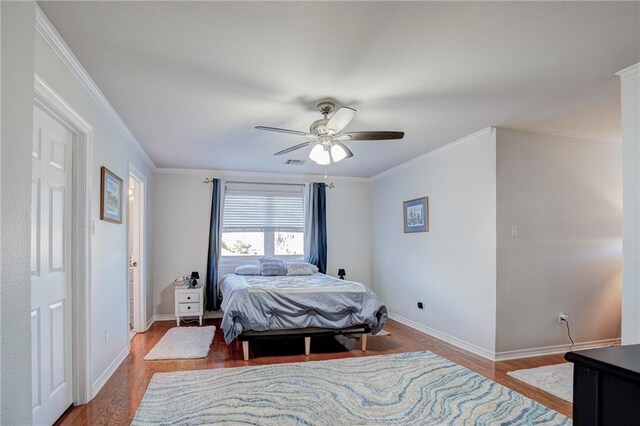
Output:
[557, 312, 568, 324]
[104, 327, 109, 342]
[417, 299, 424, 310]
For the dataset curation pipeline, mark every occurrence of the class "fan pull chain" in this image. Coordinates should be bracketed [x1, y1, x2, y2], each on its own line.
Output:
[324, 166, 328, 179]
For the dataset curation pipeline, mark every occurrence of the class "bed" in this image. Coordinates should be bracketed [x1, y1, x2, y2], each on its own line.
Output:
[219, 273, 388, 360]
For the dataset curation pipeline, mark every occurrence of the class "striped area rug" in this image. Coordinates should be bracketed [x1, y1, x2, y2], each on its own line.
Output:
[133, 351, 571, 425]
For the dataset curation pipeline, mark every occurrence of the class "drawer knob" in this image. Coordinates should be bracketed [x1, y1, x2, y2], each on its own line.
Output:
[187, 297, 191, 300]
[187, 306, 191, 309]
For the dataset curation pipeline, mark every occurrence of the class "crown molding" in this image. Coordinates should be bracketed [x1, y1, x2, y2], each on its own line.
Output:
[616, 62, 640, 80]
[154, 167, 371, 183]
[498, 126, 620, 144]
[370, 127, 494, 181]
[35, 6, 156, 170]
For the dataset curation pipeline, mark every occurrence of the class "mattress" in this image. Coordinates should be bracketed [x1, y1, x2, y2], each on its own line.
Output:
[219, 273, 388, 344]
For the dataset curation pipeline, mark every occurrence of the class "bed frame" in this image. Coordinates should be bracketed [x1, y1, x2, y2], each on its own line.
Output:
[237, 325, 371, 361]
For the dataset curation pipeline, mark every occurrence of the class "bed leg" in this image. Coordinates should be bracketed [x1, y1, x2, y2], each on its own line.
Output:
[361, 333, 368, 352]
[242, 341, 249, 361]
[304, 336, 310, 356]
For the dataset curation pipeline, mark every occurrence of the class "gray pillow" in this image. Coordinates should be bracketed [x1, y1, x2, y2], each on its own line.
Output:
[234, 264, 261, 275]
[261, 260, 287, 276]
[286, 262, 319, 276]
[259, 256, 281, 264]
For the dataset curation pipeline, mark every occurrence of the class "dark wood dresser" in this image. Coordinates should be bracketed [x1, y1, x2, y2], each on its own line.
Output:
[565, 345, 640, 426]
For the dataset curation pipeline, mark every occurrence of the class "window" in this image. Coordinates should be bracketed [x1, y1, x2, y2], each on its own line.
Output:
[221, 182, 305, 259]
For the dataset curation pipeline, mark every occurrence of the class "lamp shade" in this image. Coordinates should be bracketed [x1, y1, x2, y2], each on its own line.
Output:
[330, 143, 348, 162]
[309, 143, 331, 165]
[337, 268, 346, 277]
[190, 271, 200, 280]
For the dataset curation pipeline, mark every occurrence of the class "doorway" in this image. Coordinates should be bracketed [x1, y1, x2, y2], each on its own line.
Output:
[128, 166, 147, 334]
[32, 80, 94, 422]
[33, 75, 93, 412]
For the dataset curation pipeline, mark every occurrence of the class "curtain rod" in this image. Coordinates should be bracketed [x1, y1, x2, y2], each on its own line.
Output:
[202, 178, 334, 188]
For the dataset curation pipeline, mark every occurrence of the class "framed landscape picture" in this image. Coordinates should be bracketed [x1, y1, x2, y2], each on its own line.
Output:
[403, 196, 429, 233]
[100, 166, 123, 224]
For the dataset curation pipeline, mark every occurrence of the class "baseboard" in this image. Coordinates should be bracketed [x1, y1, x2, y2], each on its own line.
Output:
[153, 314, 176, 321]
[152, 311, 223, 323]
[494, 338, 621, 361]
[91, 345, 129, 398]
[388, 312, 496, 361]
[389, 312, 621, 362]
[145, 316, 155, 331]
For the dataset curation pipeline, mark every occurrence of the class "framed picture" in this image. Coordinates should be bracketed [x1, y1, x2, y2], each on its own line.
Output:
[100, 166, 123, 224]
[403, 196, 429, 233]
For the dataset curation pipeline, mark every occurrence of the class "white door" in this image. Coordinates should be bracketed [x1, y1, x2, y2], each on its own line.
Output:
[31, 105, 73, 425]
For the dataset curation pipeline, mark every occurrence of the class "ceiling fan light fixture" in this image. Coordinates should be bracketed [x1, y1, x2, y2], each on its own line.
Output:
[309, 143, 330, 165]
[258, 100, 405, 163]
[330, 143, 348, 162]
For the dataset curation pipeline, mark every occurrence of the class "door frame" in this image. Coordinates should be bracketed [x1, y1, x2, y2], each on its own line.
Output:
[127, 164, 147, 333]
[34, 74, 93, 405]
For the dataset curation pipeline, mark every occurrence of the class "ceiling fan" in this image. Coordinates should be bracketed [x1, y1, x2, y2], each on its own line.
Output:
[255, 101, 404, 165]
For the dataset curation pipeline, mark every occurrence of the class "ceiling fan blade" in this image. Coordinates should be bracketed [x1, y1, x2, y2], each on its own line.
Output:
[255, 126, 311, 137]
[339, 131, 405, 141]
[326, 107, 356, 133]
[273, 140, 314, 156]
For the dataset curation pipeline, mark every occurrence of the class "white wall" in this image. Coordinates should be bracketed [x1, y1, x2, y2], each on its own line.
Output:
[151, 170, 371, 317]
[619, 63, 640, 344]
[0, 2, 36, 423]
[34, 21, 155, 394]
[370, 129, 498, 357]
[152, 172, 211, 316]
[326, 180, 371, 285]
[495, 128, 622, 354]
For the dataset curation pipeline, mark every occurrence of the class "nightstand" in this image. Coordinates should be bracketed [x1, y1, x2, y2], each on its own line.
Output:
[174, 283, 204, 326]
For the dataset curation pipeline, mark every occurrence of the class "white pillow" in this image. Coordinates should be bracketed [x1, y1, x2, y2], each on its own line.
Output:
[286, 262, 319, 276]
[234, 264, 261, 275]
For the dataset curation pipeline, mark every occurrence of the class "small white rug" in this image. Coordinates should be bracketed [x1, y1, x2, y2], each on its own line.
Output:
[507, 363, 573, 402]
[144, 326, 215, 360]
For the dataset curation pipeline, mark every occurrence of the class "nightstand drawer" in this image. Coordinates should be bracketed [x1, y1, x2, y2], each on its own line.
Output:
[178, 302, 200, 314]
[177, 292, 199, 303]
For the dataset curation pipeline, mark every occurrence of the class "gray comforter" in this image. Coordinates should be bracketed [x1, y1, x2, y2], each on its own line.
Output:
[219, 273, 388, 344]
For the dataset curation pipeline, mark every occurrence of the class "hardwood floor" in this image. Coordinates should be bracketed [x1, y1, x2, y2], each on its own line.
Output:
[56, 318, 572, 425]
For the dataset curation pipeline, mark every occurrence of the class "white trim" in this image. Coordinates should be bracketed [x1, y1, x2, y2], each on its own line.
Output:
[34, 74, 94, 405]
[155, 167, 370, 183]
[145, 316, 155, 331]
[498, 126, 620, 145]
[494, 338, 621, 361]
[388, 313, 496, 361]
[370, 127, 495, 181]
[153, 314, 177, 322]
[153, 311, 223, 323]
[91, 346, 129, 398]
[128, 164, 148, 334]
[35, 5, 155, 170]
[616, 62, 640, 80]
[389, 312, 621, 362]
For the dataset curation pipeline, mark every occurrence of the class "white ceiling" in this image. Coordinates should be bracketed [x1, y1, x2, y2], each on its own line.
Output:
[39, 1, 639, 178]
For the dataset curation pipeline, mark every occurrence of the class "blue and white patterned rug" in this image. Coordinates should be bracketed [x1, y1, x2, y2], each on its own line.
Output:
[133, 351, 571, 425]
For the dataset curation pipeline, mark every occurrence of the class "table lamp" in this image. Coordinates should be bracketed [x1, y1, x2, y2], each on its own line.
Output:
[190, 271, 200, 287]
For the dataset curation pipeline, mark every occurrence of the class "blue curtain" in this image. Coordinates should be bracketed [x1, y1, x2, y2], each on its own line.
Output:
[205, 178, 222, 310]
[307, 182, 327, 274]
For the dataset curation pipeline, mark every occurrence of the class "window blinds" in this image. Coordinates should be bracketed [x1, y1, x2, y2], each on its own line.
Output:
[222, 182, 304, 232]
